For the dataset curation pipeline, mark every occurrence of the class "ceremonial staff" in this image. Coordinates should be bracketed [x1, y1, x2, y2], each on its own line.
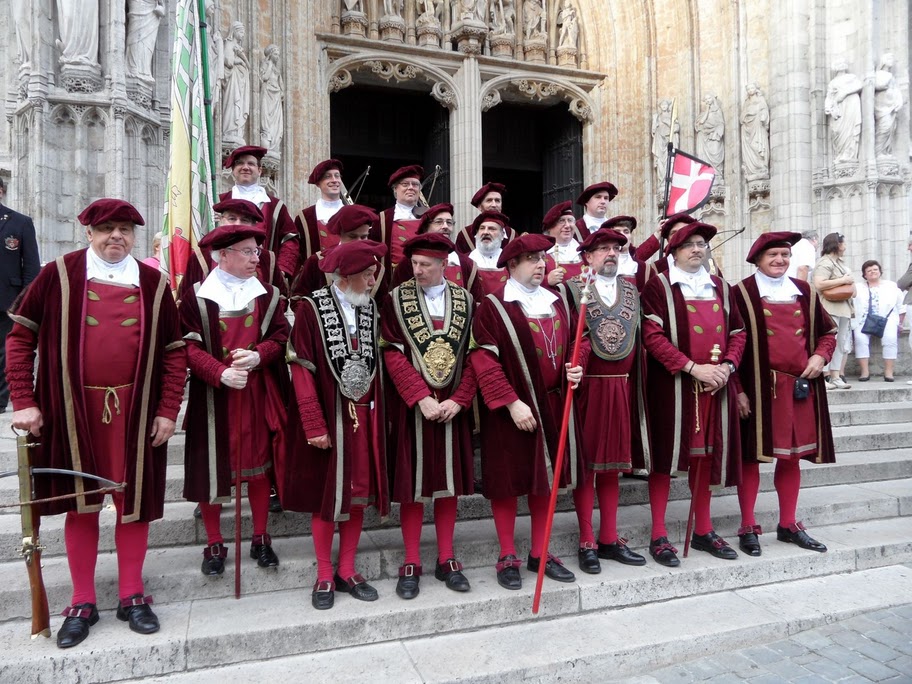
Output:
[532, 269, 593, 615]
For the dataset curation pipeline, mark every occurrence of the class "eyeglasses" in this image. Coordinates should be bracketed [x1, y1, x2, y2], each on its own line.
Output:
[431, 218, 455, 226]
[225, 246, 262, 258]
[398, 181, 421, 189]
[680, 241, 708, 250]
[522, 252, 547, 263]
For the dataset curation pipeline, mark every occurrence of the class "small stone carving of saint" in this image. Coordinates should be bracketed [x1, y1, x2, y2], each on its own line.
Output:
[56, 0, 100, 67]
[12, 0, 31, 69]
[342, 0, 364, 12]
[652, 99, 679, 185]
[824, 59, 864, 164]
[695, 94, 725, 174]
[740, 83, 770, 180]
[260, 45, 285, 150]
[417, 0, 443, 27]
[557, 0, 579, 49]
[523, 0, 546, 40]
[125, 0, 165, 83]
[873, 53, 904, 158]
[383, 0, 404, 17]
[221, 22, 251, 144]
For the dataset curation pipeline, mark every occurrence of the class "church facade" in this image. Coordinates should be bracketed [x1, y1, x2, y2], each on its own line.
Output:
[1, 1, 908, 281]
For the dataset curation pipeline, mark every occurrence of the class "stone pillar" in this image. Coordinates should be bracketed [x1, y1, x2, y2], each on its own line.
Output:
[451, 57, 482, 227]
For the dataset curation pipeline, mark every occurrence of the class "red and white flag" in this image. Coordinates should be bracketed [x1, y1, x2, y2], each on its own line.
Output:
[664, 149, 716, 217]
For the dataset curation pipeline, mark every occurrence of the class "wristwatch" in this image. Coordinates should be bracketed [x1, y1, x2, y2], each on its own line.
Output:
[723, 360, 736, 374]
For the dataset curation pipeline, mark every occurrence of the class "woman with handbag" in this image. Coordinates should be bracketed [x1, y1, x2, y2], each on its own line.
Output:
[813, 233, 855, 389]
[853, 260, 904, 381]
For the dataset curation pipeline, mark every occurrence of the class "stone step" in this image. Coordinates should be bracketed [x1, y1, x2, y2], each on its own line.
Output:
[831, 423, 912, 451]
[0, 477, 908, 618]
[1, 534, 909, 684]
[828, 400, 912, 426]
[821, 383, 912, 405]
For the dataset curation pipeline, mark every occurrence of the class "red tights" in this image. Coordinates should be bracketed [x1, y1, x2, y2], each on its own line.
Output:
[198, 477, 272, 545]
[310, 506, 366, 582]
[65, 492, 149, 605]
[572, 471, 620, 546]
[738, 459, 801, 529]
[490, 494, 550, 560]
[399, 496, 459, 566]
[648, 463, 713, 539]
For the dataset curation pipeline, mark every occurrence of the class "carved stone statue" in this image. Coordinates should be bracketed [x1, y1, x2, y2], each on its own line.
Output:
[206, 0, 224, 113]
[383, 0, 404, 17]
[824, 60, 864, 164]
[55, 0, 100, 67]
[524, 0, 546, 40]
[557, 0, 579, 50]
[259, 45, 285, 151]
[221, 22, 251, 145]
[874, 53, 904, 158]
[652, 99, 679, 185]
[342, 0, 364, 11]
[740, 83, 770, 180]
[491, 0, 516, 35]
[12, 0, 31, 70]
[125, 0, 165, 83]
[417, 0, 444, 27]
[695, 94, 725, 174]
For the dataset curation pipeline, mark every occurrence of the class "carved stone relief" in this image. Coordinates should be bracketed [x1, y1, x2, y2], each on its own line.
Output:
[260, 45, 285, 152]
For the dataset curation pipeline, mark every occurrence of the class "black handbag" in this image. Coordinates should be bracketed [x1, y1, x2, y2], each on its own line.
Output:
[860, 288, 891, 338]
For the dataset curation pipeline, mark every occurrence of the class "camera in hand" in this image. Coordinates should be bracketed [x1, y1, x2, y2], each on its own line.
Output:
[793, 377, 810, 400]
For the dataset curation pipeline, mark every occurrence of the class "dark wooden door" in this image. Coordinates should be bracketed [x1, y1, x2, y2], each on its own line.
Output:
[541, 107, 583, 215]
[423, 106, 450, 206]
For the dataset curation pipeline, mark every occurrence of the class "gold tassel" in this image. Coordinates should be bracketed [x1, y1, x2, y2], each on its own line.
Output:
[349, 401, 359, 433]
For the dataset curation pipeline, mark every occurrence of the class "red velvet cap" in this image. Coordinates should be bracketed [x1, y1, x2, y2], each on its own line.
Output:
[404, 232, 455, 260]
[665, 222, 717, 256]
[78, 199, 145, 227]
[326, 204, 378, 236]
[578, 228, 628, 253]
[388, 165, 425, 187]
[600, 215, 637, 232]
[223, 145, 268, 169]
[198, 224, 267, 250]
[472, 211, 510, 234]
[746, 231, 802, 264]
[575, 182, 619, 206]
[318, 239, 387, 276]
[497, 233, 556, 269]
[470, 182, 506, 208]
[308, 159, 344, 185]
[541, 201, 575, 231]
[418, 203, 454, 233]
[212, 199, 264, 223]
[660, 212, 697, 240]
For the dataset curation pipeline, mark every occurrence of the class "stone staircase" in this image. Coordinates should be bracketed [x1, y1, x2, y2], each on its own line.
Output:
[0, 382, 910, 683]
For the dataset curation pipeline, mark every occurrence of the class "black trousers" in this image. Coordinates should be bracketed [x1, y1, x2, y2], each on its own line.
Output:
[0, 311, 13, 409]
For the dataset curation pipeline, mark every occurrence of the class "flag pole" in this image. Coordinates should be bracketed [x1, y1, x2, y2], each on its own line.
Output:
[661, 98, 678, 220]
[196, 0, 217, 190]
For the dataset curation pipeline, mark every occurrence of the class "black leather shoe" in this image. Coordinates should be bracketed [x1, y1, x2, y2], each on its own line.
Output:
[396, 563, 422, 599]
[250, 534, 279, 567]
[269, 489, 283, 513]
[311, 580, 334, 610]
[435, 558, 470, 592]
[116, 595, 160, 635]
[777, 522, 827, 552]
[57, 603, 99, 649]
[577, 545, 601, 574]
[691, 531, 739, 560]
[201, 543, 227, 576]
[598, 538, 647, 566]
[527, 553, 576, 583]
[334, 573, 379, 601]
[738, 525, 762, 556]
[193, 503, 202, 519]
[496, 555, 522, 590]
[649, 536, 680, 567]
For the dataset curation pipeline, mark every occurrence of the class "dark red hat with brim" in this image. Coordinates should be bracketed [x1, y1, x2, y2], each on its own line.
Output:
[660, 212, 697, 240]
[418, 203, 454, 233]
[198, 224, 267, 250]
[404, 232, 455, 261]
[308, 159, 344, 185]
[78, 199, 145, 227]
[497, 233, 556, 269]
[470, 182, 506, 208]
[223, 145, 268, 169]
[600, 215, 637, 232]
[319, 239, 387, 276]
[578, 228, 628, 253]
[212, 199, 264, 223]
[542, 201, 575, 232]
[665, 222, 718, 256]
[388, 165, 424, 187]
[575, 182, 619, 206]
[472, 211, 510, 234]
[746, 231, 802, 264]
[326, 204, 378, 236]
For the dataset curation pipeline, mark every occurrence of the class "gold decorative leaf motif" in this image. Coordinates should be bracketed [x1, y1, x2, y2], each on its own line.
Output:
[693, 325, 704, 334]
[244, 315, 254, 328]
[121, 318, 138, 326]
[123, 295, 139, 304]
[86, 315, 99, 326]
[87, 290, 100, 301]
[529, 321, 541, 333]
[686, 304, 697, 313]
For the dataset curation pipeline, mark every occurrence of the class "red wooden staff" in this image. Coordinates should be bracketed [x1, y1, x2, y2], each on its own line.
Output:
[234, 352, 243, 599]
[532, 272, 593, 615]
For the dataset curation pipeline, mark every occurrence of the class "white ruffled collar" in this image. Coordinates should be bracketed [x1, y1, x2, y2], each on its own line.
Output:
[86, 247, 140, 287]
[503, 277, 558, 316]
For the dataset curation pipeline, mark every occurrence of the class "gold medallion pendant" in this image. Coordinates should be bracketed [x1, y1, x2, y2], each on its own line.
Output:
[423, 337, 457, 384]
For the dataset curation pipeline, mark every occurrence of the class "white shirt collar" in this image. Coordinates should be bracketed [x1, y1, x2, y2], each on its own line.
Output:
[196, 266, 267, 311]
[315, 198, 343, 223]
[669, 263, 716, 298]
[422, 281, 447, 317]
[583, 213, 604, 230]
[393, 202, 417, 221]
[447, 251, 460, 267]
[550, 239, 581, 263]
[754, 270, 802, 300]
[503, 277, 558, 316]
[617, 251, 638, 275]
[594, 273, 618, 304]
[469, 248, 501, 269]
[232, 183, 271, 207]
[86, 247, 141, 287]
[332, 284, 357, 334]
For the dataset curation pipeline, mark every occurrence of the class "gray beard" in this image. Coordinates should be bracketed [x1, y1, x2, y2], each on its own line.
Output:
[478, 235, 503, 257]
[599, 262, 618, 277]
[343, 289, 371, 307]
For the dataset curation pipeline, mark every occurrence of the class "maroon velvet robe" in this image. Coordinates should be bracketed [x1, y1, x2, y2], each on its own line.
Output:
[640, 273, 745, 487]
[294, 205, 340, 264]
[732, 275, 837, 465]
[6, 251, 186, 522]
[369, 207, 421, 275]
[219, 191, 299, 276]
[573, 218, 592, 242]
[469, 292, 589, 498]
[381, 281, 477, 502]
[391, 252, 484, 306]
[180, 284, 289, 503]
[177, 244, 286, 307]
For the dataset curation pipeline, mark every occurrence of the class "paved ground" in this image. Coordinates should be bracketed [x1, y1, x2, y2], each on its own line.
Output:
[626, 602, 912, 683]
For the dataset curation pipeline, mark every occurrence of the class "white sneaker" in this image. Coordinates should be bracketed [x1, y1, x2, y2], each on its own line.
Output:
[824, 378, 836, 391]
[830, 376, 851, 389]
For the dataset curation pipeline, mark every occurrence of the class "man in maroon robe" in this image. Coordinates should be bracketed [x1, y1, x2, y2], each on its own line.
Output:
[181, 224, 289, 576]
[381, 233, 477, 599]
[371, 164, 424, 271]
[598, 215, 656, 292]
[641, 222, 746, 566]
[282, 240, 389, 610]
[221, 145, 299, 278]
[469, 233, 587, 590]
[543, 201, 586, 287]
[732, 232, 836, 556]
[466, 211, 511, 296]
[560, 228, 649, 574]
[7, 199, 186, 647]
[634, 212, 696, 266]
[454, 181, 518, 253]
[574, 181, 618, 240]
[295, 158, 345, 262]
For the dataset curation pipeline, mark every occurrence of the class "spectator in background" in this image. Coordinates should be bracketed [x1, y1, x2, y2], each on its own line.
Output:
[813, 233, 855, 390]
[786, 230, 818, 281]
[142, 231, 163, 269]
[853, 260, 904, 382]
[895, 237, 912, 332]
